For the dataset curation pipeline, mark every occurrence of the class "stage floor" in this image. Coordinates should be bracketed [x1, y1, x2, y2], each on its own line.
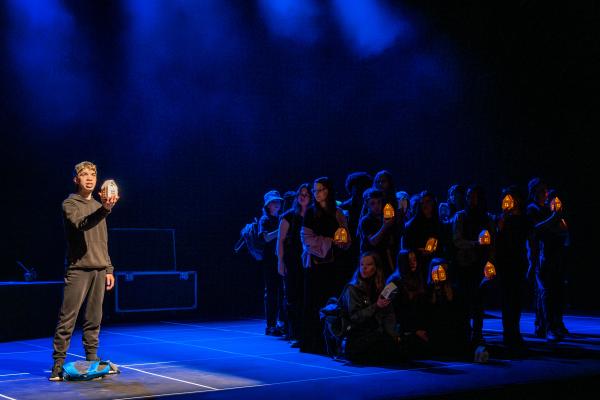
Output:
[0, 312, 599, 400]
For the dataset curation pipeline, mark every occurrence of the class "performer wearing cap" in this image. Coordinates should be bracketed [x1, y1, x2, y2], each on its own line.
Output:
[259, 190, 285, 336]
[50, 161, 119, 381]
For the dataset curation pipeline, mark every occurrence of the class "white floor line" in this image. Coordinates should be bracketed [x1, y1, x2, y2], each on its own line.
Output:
[66, 351, 217, 390]
[0, 393, 17, 400]
[15, 342, 49, 351]
[162, 321, 265, 329]
[159, 321, 263, 336]
[112, 361, 477, 400]
[106, 330, 359, 376]
[0, 378, 44, 384]
[121, 351, 297, 367]
[104, 335, 259, 346]
[0, 373, 29, 378]
[121, 366, 217, 390]
[136, 365, 180, 371]
[122, 361, 181, 367]
[0, 349, 48, 356]
[485, 328, 600, 336]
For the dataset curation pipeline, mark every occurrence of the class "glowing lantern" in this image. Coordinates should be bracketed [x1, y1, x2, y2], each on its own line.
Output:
[383, 203, 395, 219]
[424, 237, 438, 254]
[484, 261, 496, 280]
[479, 230, 491, 246]
[501, 194, 515, 212]
[101, 179, 119, 198]
[431, 264, 447, 284]
[334, 227, 349, 245]
[550, 197, 562, 212]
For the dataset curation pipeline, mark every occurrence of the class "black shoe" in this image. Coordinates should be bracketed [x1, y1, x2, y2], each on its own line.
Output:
[265, 327, 282, 336]
[472, 332, 485, 345]
[266, 327, 283, 337]
[546, 331, 562, 343]
[290, 340, 301, 348]
[556, 324, 570, 337]
[534, 328, 546, 339]
[49, 359, 64, 382]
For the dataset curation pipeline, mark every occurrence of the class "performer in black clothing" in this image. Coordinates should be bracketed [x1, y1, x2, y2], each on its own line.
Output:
[277, 184, 312, 346]
[426, 258, 471, 357]
[439, 184, 466, 224]
[50, 161, 118, 381]
[340, 172, 373, 278]
[357, 188, 398, 277]
[403, 191, 445, 283]
[340, 172, 373, 243]
[496, 186, 531, 348]
[387, 250, 429, 349]
[301, 177, 350, 353]
[259, 190, 284, 336]
[527, 178, 570, 342]
[396, 191, 410, 221]
[340, 252, 401, 363]
[452, 185, 495, 344]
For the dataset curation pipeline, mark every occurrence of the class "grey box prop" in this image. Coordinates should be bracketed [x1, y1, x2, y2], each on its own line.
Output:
[115, 271, 197, 313]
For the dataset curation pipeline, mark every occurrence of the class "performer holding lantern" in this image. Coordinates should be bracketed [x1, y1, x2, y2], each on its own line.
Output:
[357, 188, 398, 277]
[403, 191, 445, 284]
[300, 177, 350, 354]
[426, 258, 472, 357]
[527, 178, 570, 342]
[452, 185, 495, 345]
[495, 186, 532, 349]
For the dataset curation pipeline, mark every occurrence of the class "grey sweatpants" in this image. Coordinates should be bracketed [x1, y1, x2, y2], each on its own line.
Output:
[52, 268, 106, 360]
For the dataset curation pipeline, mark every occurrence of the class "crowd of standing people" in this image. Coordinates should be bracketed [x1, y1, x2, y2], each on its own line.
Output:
[248, 171, 570, 363]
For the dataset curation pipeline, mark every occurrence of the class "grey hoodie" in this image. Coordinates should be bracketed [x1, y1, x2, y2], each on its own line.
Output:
[62, 193, 113, 273]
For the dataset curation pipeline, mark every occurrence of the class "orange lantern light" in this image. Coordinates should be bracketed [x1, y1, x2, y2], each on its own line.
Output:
[424, 237, 438, 254]
[431, 264, 447, 284]
[484, 261, 496, 280]
[550, 197, 563, 212]
[479, 230, 491, 245]
[334, 227, 349, 245]
[501, 194, 515, 212]
[101, 179, 119, 199]
[383, 203, 395, 219]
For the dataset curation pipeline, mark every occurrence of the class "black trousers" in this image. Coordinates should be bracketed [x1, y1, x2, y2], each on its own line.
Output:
[343, 330, 403, 363]
[262, 254, 283, 329]
[457, 265, 485, 341]
[499, 264, 527, 342]
[283, 253, 304, 341]
[301, 263, 338, 354]
[53, 268, 106, 360]
[535, 253, 567, 334]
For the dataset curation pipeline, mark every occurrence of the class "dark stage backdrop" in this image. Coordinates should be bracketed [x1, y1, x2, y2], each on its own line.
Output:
[1, 1, 597, 316]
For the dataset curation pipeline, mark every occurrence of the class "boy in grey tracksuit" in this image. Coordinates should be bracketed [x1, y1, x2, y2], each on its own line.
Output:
[50, 161, 119, 381]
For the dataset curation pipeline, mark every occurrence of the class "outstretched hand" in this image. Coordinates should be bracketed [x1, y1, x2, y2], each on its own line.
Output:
[101, 194, 119, 211]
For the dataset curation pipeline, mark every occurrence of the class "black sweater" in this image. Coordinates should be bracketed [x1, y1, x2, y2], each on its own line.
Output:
[62, 193, 113, 273]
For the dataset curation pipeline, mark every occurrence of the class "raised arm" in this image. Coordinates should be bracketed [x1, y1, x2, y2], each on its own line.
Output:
[63, 200, 110, 232]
